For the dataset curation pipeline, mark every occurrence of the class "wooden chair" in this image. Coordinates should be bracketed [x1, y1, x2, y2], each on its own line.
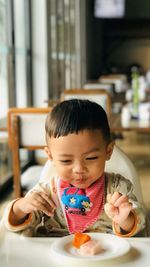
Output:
[61, 89, 111, 116]
[83, 81, 113, 93]
[0, 117, 8, 164]
[7, 107, 52, 198]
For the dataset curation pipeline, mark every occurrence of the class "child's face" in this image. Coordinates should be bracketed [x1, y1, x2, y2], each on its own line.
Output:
[45, 130, 114, 189]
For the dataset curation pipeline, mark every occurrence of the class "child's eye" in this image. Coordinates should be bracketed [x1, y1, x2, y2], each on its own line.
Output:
[60, 160, 72, 164]
[86, 156, 99, 160]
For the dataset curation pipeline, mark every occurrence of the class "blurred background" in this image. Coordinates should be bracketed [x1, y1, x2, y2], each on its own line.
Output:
[0, 0, 150, 215]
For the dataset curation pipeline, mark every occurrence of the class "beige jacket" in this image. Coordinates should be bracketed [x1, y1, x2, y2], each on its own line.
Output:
[4, 173, 148, 237]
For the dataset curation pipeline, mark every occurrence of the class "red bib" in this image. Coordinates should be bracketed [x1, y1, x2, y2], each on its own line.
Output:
[57, 175, 105, 233]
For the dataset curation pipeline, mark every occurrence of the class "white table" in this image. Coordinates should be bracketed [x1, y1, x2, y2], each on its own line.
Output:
[0, 226, 150, 267]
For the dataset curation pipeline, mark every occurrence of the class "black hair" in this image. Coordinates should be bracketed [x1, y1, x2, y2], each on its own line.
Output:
[45, 99, 111, 143]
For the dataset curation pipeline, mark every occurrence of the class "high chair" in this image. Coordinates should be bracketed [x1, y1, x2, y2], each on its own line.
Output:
[7, 107, 52, 198]
[61, 89, 111, 117]
[105, 145, 144, 204]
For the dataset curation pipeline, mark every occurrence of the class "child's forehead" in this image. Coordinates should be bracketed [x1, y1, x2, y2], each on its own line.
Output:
[50, 129, 103, 138]
[47, 129, 104, 146]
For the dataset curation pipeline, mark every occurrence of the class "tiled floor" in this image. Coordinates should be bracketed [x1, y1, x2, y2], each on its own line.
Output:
[0, 132, 150, 218]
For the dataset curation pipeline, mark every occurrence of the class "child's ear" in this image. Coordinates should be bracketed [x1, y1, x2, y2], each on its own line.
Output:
[44, 146, 53, 160]
[106, 141, 115, 161]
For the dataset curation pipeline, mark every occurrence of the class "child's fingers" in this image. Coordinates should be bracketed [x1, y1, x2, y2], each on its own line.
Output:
[32, 202, 54, 216]
[104, 203, 118, 218]
[32, 194, 55, 215]
[28, 191, 56, 215]
[29, 190, 56, 209]
[109, 192, 122, 205]
[113, 195, 129, 207]
[38, 197, 55, 213]
[120, 201, 133, 212]
[40, 191, 56, 209]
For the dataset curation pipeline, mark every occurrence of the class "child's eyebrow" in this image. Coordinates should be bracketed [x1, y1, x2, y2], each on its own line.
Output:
[58, 154, 73, 157]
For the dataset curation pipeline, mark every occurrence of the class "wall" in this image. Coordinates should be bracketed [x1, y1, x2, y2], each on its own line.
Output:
[86, 0, 103, 79]
[86, 0, 150, 79]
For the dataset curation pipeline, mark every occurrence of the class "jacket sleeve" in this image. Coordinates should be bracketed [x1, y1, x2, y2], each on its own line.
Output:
[3, 179, 59, 234]
[4, 198, 42, 233]
[106, 172, 146, 237]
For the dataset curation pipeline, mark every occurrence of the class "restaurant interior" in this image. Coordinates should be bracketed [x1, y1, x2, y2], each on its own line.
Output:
[0, 0, 150, 266]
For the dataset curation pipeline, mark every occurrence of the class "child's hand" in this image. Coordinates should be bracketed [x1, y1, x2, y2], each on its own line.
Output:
[9, 187, 57, 226]
[104, 192, 133, 225]
[22, 190, 57, 216]
[13, 189, 56, 219]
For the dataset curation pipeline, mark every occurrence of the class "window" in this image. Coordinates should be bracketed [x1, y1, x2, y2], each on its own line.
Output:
[48, 0, 86, 99]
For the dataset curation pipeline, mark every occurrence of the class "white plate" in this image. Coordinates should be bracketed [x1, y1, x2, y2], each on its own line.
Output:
[50, 233, 130, 262]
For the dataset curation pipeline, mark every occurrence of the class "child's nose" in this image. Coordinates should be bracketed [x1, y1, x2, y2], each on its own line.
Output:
[73, 161, 86, 174]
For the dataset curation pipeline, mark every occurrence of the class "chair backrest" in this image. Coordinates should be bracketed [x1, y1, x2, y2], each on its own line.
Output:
[83, 82, 112, 93]
[61, 89, 111, 116]
[105, 145, 143, 204]
[7, 107, 51, 198]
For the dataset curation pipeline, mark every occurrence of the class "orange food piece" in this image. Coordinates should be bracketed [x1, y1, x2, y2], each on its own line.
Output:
[73, 233, 91, 248]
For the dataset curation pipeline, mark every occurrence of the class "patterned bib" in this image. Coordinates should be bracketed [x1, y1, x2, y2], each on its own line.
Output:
[57, 175, 105, 233]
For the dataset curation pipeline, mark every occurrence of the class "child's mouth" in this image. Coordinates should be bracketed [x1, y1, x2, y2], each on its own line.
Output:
[74, 178, 87, 184]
